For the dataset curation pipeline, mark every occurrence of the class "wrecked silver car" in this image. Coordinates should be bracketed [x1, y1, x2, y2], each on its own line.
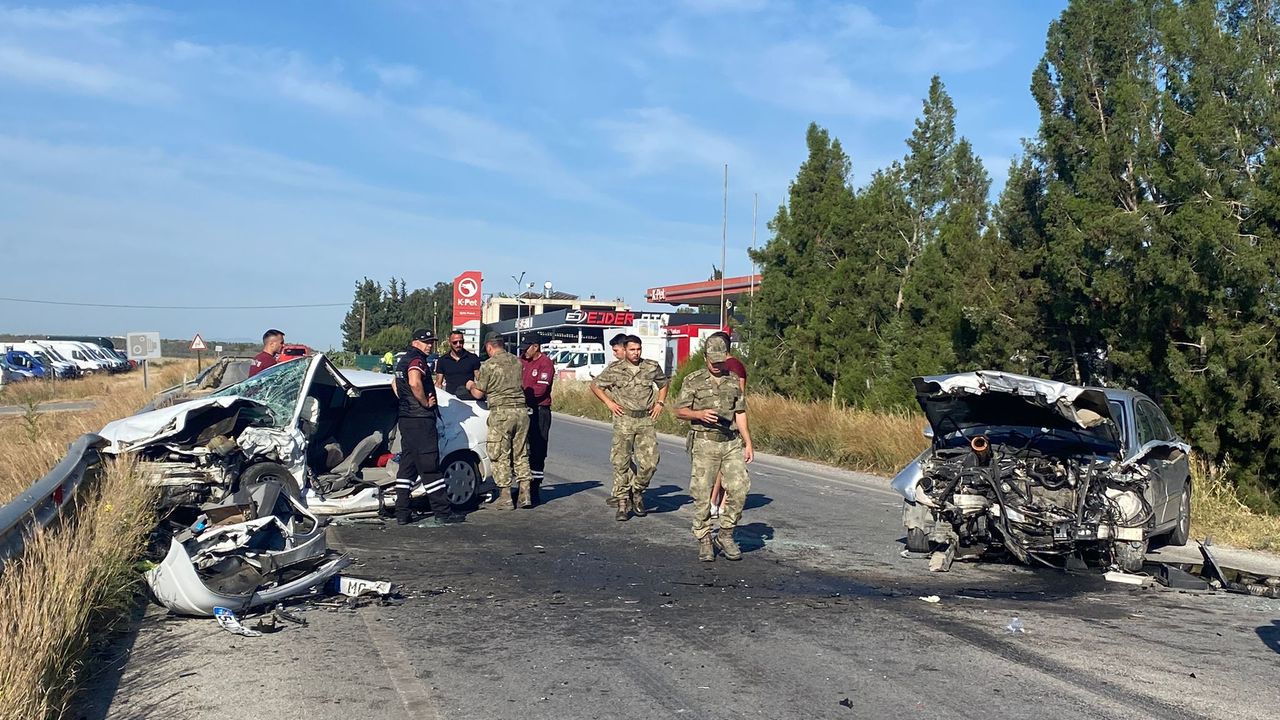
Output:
[893, 371, 1191, 573]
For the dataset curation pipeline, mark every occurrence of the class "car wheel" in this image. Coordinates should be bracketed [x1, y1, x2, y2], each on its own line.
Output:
[1112, 540, 1147, 574]
[443, 452, 480, 511]
[1169, 479, 1191, 546]
[906, 528, 930, 553]
[238, 461, 301, 501]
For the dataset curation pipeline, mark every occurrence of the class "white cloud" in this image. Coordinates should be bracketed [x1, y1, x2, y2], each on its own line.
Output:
[600, 106, 745, 174]
[369, 61, 419, 87]
[734, 40, 916, 119]
[0, 44, 169, 100]
[0, 4, 152, 32]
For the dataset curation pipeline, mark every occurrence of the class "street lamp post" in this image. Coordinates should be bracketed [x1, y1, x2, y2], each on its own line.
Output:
[512, 272, 526, 347]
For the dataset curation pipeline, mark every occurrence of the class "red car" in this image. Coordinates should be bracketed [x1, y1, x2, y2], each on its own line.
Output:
[276, 344, 314, 364]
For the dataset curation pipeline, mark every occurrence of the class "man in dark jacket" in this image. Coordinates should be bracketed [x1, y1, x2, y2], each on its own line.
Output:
[392, 329, 462, 526]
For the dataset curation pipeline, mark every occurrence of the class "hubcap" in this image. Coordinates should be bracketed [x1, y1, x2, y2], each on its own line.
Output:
[444, 458, 477, 506]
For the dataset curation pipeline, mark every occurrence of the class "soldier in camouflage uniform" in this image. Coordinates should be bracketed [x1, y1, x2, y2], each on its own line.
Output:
[674, 334, 754, 561]
[467, 333, 534, 509]
[590, 334, 669, 521]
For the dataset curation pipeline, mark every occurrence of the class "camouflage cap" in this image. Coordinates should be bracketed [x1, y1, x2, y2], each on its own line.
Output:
[703, 334, 729, 363]
[484, 331, 504, 345]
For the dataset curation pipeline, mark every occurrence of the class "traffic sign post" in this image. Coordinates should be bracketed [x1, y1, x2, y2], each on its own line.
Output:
[127, 331, 162, 390]
[190, 334, 206, 373]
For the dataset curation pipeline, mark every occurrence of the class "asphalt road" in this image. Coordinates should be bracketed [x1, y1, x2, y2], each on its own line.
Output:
[79, 413, 1280, 720]
[0, 399, 94, 416]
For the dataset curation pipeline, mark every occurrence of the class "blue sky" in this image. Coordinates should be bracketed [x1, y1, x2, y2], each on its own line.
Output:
[0, 0, 1067, 347]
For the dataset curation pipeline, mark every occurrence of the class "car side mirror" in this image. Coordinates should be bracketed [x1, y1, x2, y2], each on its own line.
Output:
[922, 425, 934, 440]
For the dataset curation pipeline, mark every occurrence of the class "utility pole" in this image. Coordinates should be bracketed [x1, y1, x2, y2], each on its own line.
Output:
[512, 272, 526, 348]
[750, 191, 757, 330]
[432, 298, 438, 339]
[359, 301, 367, 349]
[720, 163, 728, 329]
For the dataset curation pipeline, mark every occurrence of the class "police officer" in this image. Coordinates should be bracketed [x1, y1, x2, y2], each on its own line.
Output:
[674, 334, 754, 561]
[392, 329, 461, 526]
[467, 333, 534, 509]
[590, 334, 669, 521]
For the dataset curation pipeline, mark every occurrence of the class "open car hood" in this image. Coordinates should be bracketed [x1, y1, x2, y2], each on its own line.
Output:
[912, 371, 1120, 452]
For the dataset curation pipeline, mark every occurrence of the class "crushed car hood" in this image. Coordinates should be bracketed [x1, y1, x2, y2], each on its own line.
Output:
[98, 396, 274, 454]
[912, 371, 1120, 452]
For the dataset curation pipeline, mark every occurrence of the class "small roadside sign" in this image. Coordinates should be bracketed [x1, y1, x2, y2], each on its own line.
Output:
[190, 334, 207, 351]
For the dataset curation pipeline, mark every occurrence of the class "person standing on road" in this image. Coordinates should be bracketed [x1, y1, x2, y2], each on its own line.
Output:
[391, 329, 461, 526]
[521, 334, 555, 503]
[467, 333, 534, 509]
[706, 331, 747, 519]
[674, 334, 754, 561]
[590, 335, 669, 521]
[436, 330, 482, 397]
[249, 329, 284, 377]
[382, 350, 394, 373]
[602, 332, 631, 508]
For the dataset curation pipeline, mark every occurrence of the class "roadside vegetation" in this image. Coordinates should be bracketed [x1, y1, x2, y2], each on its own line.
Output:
[554, 379, 1280, 552]
[0, 361, 194, 720]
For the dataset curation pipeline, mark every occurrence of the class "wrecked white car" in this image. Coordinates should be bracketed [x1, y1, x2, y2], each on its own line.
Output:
[99, 353, 492, 514]
[892, 371, 1191, 573]
[145, 479, 351, 616]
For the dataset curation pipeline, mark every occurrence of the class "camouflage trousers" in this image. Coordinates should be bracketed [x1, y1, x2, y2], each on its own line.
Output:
[610, 414, 659, 498]
[487, 406, 532, 489]
[689, 435, 750, 540]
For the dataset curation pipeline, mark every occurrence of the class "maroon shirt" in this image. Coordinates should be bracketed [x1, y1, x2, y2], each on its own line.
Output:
[521, 353, 555, 407]
[723, 356, 747, 382]
[249, 351, 277, 377]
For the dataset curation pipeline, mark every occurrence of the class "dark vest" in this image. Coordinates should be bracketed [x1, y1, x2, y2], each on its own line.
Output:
[394, 348, 437, 419]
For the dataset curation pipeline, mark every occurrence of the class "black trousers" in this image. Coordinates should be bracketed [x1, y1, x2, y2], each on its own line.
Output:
[528, 405, 552, 478]
[395, 416, 451, 520]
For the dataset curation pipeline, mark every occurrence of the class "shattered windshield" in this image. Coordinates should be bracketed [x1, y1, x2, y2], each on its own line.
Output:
[209, 356, 310, 428]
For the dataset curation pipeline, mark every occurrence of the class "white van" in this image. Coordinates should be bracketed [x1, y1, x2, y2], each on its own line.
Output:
[544, 342, 610, 380]
[42, 341, 109, 374]
[9, 342, 79, 378]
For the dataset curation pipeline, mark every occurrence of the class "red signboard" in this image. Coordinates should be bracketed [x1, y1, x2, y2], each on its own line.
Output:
[453, 271, 483, 324]
[566, 310, 635, 326]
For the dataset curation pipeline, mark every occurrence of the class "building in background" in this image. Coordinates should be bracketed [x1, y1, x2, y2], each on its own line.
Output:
[481, 290, 628, 325]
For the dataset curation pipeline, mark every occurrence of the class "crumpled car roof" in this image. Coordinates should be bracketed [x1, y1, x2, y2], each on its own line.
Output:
[98, 396, 273, 454]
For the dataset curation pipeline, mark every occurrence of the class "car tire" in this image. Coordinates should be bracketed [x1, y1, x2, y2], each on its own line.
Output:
[442, 452, 480, 511]
[1113, 540, 1147, 574]
[906, 528, 930, 553]
[238, 462, 301, 501]
[1168, 479, 1192, 547]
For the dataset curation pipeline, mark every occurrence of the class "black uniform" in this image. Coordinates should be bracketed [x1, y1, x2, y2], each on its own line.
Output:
[393, 348, 454, 523]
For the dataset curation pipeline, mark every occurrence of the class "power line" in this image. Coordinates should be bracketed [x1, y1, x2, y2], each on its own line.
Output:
[0, 296, 348, 310]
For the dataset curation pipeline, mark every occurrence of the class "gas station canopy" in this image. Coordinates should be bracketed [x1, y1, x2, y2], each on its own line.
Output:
[645, 275, 761, 306]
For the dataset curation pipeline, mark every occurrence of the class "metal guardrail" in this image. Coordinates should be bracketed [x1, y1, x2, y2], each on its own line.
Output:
[0, 433, 106, 566]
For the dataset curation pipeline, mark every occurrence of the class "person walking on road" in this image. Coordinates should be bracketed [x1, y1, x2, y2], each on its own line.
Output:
[436, 330, 482, 397]
[391, 329, 462, 526]
[674, 334, 754, 561]
[521, 334, 555, 503]
[249, 329, 284, 377]
[590, 335, 669, 521]
[467, 333, 534, 509]
[706, 331, 747, 519]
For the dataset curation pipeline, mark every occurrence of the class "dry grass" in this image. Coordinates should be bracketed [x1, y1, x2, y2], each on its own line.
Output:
[1190, 457, 1280, 552]
[0, 458, 155, 720]
[552, 380, 927, 475]
[0, 361, 195, 719]
[0, 362, 195, 505]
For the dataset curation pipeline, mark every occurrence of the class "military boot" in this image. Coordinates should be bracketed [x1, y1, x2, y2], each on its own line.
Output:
[714, 532, 742, 561]
[630, 489, 647, 517]
[518, 481, 533, 509]
[698, 536, 715, 562]
[615, 496, 630, 521]
[605, 495, 619, 507]
[491, 488, 515, 510]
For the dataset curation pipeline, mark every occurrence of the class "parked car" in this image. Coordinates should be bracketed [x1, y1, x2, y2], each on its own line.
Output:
[42, 341, 109, 374]
[892, 371, 1191, 574]
[10, 342, 79, 378]
[142, 356, 255, 411]
[98, 353, 492, 514]
[1, 349, 47, 379]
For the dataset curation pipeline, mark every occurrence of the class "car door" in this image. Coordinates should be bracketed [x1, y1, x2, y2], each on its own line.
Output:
[1134, 400, 1179, 525]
